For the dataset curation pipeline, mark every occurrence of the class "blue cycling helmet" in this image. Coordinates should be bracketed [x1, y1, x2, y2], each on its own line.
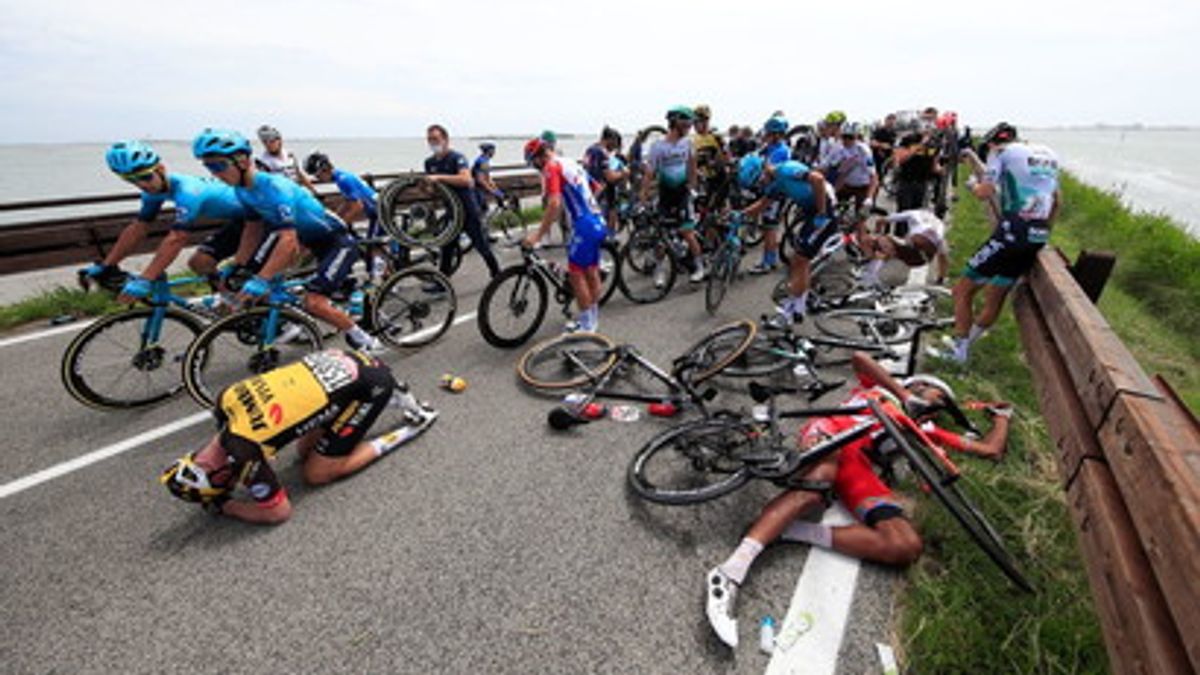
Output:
[106, 141, 161, 175]
[192, 128, 252, 158]
[764, 116, 789, 135]
[737, 154, 765, 189]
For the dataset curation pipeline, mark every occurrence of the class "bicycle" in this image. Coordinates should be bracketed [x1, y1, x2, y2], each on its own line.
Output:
[704, 212, 746, 315]
[183, 258, 456, 408]
[616, 204, 717, 304]
[482, 191, 526, 244]
[377, 174, 465, 249]
[476, 242, 620, 349]
[516, 320, 757, 429]
[627, 381, 1033, 591]
[62, 269, 221, 410]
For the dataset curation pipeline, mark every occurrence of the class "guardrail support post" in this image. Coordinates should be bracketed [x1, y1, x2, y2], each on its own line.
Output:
[1070, 250, 1116, 303]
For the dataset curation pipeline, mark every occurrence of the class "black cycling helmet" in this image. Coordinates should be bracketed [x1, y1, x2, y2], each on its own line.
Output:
[303, 151, 332, 175]
[601, 125, 622, 145]
[982, 122, 1018, 146]
[479, 142, 496, 153]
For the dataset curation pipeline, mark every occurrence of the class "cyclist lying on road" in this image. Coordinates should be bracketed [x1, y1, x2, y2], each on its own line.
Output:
[705, 351, 1012, 647]
[160, 349, 436, 525]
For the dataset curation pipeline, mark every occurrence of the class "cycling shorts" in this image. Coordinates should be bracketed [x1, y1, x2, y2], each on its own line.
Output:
[656, 186, 696, 230]
[964, 217, 1050, 287]
[568, 215, 607, 271]
[789, 212, 837, 259]
[761, 195, 785, 229]
[799, 416, 904, 526]
[313, 363, 394, 457]
[304, 232, 360, 297]
[197, 219, 248, 261]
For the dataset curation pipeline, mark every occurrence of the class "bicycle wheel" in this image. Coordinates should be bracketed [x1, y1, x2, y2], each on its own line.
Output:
[596, 240, 621, 306]
[813, 309, 919, 347]
[61, 307, 205, 410]
[182, 307, 323, 408]
[721, 335, 797, 378]
[873, 284, 951, 320]
[372, 267, 457, 349]
[516, 332, 618, 390]
[477, 265, 549, 348]
[881, 421, 1033, 592]
[704, 245, 738, 315]
[739, 218, 764, 248]
[680, 319, 757, 383]
[618, 228, 676, 303]
[490, 199, 524, 243]
[378, 175, 464, 248]
[628, 417, 755, 505]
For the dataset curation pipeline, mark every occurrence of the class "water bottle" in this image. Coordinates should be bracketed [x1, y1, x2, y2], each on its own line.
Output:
[759, 616, 777, 655]
[348, 290, 365, 319]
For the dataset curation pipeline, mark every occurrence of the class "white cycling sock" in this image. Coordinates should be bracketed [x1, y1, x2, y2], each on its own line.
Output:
[347, 326, 371, 345]
[967, 323, 986, 344]
[719, 537, 764, 585]
[780, 520, 833, 549]
[863, 259, 885, 283]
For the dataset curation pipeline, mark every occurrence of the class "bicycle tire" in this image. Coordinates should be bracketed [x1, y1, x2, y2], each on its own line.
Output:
[680, 319, 757, 383]
[182, 306, 323, 408]
[628, 417, 755, 505]
[516, 332, 618, 390]
[477, 265, 549, 348]
[490, 202, 524, 243]
[372, 267, 457, 349]
[878, 417, 1034, 592]
[704, 245, 737, 315]
[813, 309, 919, 347]
[61, 307, 205, 410]
[597, 240, 621, 306]
[378, 175, 465, 248]
[721, 334, 798, 378]
[618, 228, 676, 303]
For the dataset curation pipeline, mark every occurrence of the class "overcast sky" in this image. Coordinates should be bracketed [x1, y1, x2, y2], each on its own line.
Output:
[1, 0, 1198, 143]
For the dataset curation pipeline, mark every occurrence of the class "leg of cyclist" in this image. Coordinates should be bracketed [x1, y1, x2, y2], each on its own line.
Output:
[300, 233, 383, 353]
[567, 213, 607, 331]
[301, 367, 399, 485]
[751, 197, 783, 274]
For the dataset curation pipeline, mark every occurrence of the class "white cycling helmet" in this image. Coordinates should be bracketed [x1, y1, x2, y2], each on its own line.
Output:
[902, 374, 956, 402]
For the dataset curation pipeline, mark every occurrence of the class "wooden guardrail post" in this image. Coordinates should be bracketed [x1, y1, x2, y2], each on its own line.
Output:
[1070, 250, 1117, 303]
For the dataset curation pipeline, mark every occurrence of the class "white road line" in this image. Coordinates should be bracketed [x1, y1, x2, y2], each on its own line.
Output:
[0, 320, 94, 349]
[0, 311, 478, 500]
[766, 505, 860, 675]
[0, 412, 211, 499]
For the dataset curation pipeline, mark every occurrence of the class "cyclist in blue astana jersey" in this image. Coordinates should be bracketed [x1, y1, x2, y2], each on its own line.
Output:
[641, 105, 706, 283]
[523, 137, 609, 332]
[89, 140, 259, 301]
[193, 128, 384, 354]
[304, 151, 400, 282]
[748, 115, 793, 275]
[949, 122, 1061, 364]
[737, 155, 834, 324]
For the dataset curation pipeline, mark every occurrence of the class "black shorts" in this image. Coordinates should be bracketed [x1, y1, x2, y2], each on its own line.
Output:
[304, 232, 360, 296]
[789, 212, 837, 259]
[314, 364, 395, 457]
[656, 187, 696, 230]
[964, 218, 1050, 287]
[196, 220, 247, 261]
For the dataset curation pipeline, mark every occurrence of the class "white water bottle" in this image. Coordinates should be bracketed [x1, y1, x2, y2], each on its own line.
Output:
[759, 616, 776, 655]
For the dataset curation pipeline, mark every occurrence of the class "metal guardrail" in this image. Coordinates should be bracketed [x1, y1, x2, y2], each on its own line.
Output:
[1012, 248, 1200, 674]
[0, 166, 541, 276]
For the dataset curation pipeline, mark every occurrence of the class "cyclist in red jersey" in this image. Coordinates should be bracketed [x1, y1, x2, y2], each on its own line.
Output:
[704, 351, 1012, 647]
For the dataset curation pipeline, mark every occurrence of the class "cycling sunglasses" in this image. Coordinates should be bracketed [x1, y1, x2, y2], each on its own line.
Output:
[121, 170, 158, 184]
[202, 159, 233, 174]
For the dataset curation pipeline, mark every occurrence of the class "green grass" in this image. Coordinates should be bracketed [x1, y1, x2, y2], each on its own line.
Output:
[0, 286, 122, 331]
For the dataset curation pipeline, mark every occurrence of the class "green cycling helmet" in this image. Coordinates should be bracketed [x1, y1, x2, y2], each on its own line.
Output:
[666, 105, 695, 123]
[824, 110, 847, 125]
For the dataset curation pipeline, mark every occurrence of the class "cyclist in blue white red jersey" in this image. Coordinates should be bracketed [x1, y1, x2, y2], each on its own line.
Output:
[523, 137, 608, 332]
[90, 140, 258, 301]
[949, 123, 1061, 364]
[748, 115, 794, 275]
[737, 155, 835, 324]
[193, 128, 384, 354]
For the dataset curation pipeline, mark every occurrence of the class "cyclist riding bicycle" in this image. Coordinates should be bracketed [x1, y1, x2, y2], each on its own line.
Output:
[90, 140, 259, 301]
[949, 122, 1061, 364]
[193, 128, 384, 354]
[705, 351, 1013, 647]
[305, 151, 399, 283]
[736, 154, 834, 324]
[861, 208, 951, 285]
[523, 137, 609, 333]
[747, 115, 793, 275]
[639, 105, 706, 283]
[160, 349, 435, 525]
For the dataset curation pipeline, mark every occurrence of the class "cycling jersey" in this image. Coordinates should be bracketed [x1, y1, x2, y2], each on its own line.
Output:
[138, 173, 246, 229]
[214, 350, 395, 502]
[762, 140, 790, 167]
[584, 143, 610, 185]
[235, 172, 347, 245]
[647, 136, 692, 190]
[883, 209, 948, 255]
[255, 149, 304, 181]
[541, 157, 607, 269]
[332, 169, 378, 219]
[471, 154, 491, 184]
[692, 132, 724, 178]
[763, 161, 816, 207]
[985, 142, 1060, 222]
[823, 142, 875, 188]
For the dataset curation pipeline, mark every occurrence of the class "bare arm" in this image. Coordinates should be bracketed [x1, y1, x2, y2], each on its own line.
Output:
[103, 220, 153, 266]
[337, 200, 366, 226]
[957, 415, 1010, 458]
[139, 229, 189, 280]
[809, 171, 828, 214]
[526, 194, 562, 245]
[850, 351, 910, 401]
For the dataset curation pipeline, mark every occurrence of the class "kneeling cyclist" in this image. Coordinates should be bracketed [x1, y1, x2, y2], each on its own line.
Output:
[736, 154, 834, 324]
[704, 351, 1013, 646]
[160, 349, 435, 524]
[193, 128, 384, 354]
[89, 141, 258, 300]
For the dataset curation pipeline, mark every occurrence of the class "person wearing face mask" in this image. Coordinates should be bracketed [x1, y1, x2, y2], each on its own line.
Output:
[424, 124, 501, 279]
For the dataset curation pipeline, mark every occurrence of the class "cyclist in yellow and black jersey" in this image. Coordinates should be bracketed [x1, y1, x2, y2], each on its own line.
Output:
[160, 350, 435, 525]
[691, 104, 728, 210]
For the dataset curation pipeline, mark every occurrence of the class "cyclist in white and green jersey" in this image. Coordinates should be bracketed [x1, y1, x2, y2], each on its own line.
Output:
[639, 105, 706, 283]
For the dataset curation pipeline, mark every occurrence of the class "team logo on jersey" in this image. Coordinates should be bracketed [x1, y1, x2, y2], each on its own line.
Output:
[268, 403, 283, 426]
[304, 351, 357, 393]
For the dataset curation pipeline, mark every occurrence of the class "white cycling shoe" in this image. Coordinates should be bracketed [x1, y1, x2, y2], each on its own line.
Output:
[706, 566, 739, 648]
